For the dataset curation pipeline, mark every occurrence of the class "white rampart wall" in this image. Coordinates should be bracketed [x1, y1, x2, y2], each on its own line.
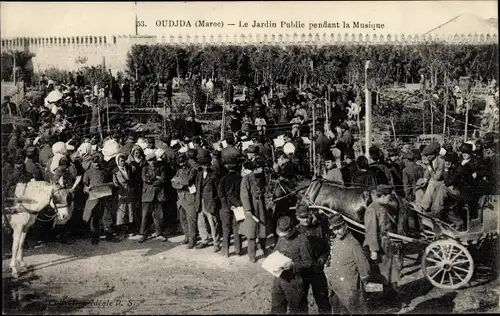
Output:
[1, 33, 498, 73]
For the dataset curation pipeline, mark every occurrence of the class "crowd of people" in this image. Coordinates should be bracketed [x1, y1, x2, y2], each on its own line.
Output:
[2, 71, 499, 314]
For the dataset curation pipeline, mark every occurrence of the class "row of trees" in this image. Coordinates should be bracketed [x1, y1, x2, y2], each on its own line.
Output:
[1, 50, 36, 86]
[126, 43, 499, 88]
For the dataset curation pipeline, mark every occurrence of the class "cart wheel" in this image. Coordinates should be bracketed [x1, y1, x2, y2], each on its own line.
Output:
[422, 239, 474, 290]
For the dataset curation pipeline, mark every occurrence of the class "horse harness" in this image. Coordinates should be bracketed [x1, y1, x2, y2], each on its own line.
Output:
[3, 183, 72, 222]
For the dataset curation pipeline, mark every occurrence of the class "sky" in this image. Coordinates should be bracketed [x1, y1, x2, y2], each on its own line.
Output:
[1, 1, 498, 39]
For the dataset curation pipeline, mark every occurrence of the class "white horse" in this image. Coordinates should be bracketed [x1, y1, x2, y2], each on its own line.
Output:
[4, 180, 72, 278]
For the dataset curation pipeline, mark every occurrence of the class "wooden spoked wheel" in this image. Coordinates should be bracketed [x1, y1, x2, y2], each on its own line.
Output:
[422, 239, 474, 290]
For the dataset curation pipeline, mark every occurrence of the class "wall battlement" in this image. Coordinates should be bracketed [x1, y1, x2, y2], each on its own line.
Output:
[1, 33, 497, 73]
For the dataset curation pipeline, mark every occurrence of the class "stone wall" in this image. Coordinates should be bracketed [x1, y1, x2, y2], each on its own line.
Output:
[1, 32, 497, 73]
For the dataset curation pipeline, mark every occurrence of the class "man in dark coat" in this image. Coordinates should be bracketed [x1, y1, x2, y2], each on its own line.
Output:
[211, 150, 227, 180]
[185, 111, 203, 138]
[385, 148, 405, 197]
[351, 156, 377, 188]
[240, 159, 269, 262]
[171, 154, 196, 246]
[368, 146, 393, 186]
[326, 214, 370, 314]
[194, 155, 221, 252]
[24, 146, 45, 181]
[402, 150, 425, 202]
[341, 150, 357, 186]
[221, 136, 241, 165]
[270, 216, 314, 314]
[139, 153, 167, 243]
[339, 122, 354, 153]
[255, 135, 271, 162]
[122, 79, 131, 106]
[296, 205, 331, 314]
[217, 162, 243, 257]
[82, 153, 115, 245]
[315, 127, 331, 158]
[192, 136, 209, 159]
[363, 184, 402, 302]
[134, 83, 142, 107]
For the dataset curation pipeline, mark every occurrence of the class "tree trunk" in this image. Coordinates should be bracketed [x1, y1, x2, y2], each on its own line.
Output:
[389, 117, 396, 142]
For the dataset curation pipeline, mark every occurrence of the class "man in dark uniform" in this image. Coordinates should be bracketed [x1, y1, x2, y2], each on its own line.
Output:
[364, 184, 401, 303]
[326, 214, 370, 314]
[217, 162, 243, 257]
[270, 216, 314, 314]
[296, 205, 331, 314]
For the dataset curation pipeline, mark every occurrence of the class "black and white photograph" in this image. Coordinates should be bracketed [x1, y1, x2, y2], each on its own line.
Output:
[1, 1, 499, 314]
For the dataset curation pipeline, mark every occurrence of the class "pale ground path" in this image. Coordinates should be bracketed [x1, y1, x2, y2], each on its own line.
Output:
[3, 235, 499, 314]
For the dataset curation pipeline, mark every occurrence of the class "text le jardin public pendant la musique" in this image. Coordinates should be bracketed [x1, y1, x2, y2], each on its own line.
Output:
[241, 20, 385, 31]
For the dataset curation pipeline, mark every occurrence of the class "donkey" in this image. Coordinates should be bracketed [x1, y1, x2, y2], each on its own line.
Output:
[4, 180, 72, 278]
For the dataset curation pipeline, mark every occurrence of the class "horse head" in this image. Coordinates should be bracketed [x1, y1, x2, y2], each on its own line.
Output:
[49, 184, 73, 223]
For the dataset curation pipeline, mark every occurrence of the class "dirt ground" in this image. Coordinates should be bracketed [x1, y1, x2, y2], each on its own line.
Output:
[2, 232, 499, 315]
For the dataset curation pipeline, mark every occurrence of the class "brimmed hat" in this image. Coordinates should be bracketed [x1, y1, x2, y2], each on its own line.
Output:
[322, 152, 335, 162]
[276, 216, 294, 236]
[376, 184, 393, 195]
[198, 156, 211, 165]
[247, 144, 260, 154]
[328, 214, 346, 229]
[421, 142, 440, 156]
[459, 143, 473, 154]
[296, 204, 310, 219]
[187, 149, 198, 159]
[411, 148, 421, 160]
[404, 151, 415, 160]
[483, 132, 495, 144]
